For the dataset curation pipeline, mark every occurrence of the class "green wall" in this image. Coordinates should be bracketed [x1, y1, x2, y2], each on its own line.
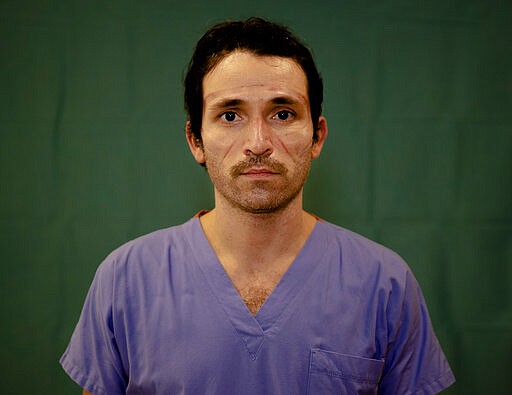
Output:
[1, 1, 511, 393]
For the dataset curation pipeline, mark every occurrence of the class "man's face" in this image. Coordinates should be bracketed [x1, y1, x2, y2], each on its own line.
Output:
[187, 50, 327, 214]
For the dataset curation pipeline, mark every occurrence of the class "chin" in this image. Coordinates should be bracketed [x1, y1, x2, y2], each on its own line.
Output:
[233, 193, 301, 215]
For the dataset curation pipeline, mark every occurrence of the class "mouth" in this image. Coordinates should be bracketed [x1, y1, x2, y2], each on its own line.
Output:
[240, 167, 279, 178]
[231, 159, 287, 178]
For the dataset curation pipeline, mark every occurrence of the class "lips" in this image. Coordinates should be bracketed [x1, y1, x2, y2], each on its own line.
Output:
[231, 159, 287, 177]
[242, 167, 278, 175]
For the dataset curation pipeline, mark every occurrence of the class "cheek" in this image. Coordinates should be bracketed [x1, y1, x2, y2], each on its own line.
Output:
[203, 137, 239, 164]
[274, 133, 314, 159]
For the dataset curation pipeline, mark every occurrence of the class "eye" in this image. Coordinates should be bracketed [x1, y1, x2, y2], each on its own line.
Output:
[220, 111, 240, 122]
[273, 110, 294, 121]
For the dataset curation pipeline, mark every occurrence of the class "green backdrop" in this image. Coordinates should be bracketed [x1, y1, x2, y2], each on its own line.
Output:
[1, 1, 511, 394]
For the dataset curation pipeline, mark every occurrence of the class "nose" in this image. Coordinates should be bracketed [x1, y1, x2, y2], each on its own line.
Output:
[244, 118, 273, 158]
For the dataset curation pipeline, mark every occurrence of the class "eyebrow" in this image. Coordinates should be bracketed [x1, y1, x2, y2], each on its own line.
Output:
[209, 99, 243, 110]
[270, 96, 300, 105]
[208, 96, 302, 111]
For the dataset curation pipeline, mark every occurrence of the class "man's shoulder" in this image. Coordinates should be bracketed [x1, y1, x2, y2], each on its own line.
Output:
[318, 220, 400, 257]
[316, 219, 409, 276]
[100, 217, 199, 270]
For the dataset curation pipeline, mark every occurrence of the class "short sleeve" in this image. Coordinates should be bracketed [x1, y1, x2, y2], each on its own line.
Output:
[60, 259, 127, 395]
[379, 270, 455, 394]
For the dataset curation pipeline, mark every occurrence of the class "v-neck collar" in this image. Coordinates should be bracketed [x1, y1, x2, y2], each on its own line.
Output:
[185, 217, 330, 360]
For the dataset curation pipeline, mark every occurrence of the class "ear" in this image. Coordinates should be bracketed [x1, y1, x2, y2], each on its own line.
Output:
[186, 121, 206, 164]
[311, 116, 328, 159]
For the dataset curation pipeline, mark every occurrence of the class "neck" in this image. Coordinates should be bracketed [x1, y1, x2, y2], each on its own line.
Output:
[200, 195, 317, 273]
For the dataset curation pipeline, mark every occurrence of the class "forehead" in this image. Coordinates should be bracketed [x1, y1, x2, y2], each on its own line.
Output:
[203, 51, 309, 105]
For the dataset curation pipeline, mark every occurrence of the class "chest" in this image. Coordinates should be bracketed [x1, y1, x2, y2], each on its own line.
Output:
[117, 271, 387, 395]
[226, 267, 286, 315]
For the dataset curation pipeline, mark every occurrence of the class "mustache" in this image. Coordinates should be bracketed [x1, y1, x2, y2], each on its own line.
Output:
[230, 157, 288, 177]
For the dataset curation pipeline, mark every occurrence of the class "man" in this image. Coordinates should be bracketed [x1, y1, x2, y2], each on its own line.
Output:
[61, 17, 455, 394]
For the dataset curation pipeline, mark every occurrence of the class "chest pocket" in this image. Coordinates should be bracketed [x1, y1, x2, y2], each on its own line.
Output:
[307, 348, 385, 395]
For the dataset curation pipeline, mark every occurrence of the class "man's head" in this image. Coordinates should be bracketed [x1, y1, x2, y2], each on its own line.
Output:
[184, 18, 327, 215]
[184, 17, 323, 143]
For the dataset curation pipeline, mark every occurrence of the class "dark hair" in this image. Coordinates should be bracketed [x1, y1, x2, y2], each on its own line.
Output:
[184, 17, 323, 142]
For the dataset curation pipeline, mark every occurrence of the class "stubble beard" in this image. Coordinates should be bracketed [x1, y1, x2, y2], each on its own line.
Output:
[206, 155, 311, 215]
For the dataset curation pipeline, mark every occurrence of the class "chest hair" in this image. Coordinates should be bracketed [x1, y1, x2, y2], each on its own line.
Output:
[233, 272, 282, 315]
[239, 285, 273, 315]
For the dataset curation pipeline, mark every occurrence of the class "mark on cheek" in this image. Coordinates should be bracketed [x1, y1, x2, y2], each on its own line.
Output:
[274, 135, 312, 157]
[203, 138, 238, 163]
